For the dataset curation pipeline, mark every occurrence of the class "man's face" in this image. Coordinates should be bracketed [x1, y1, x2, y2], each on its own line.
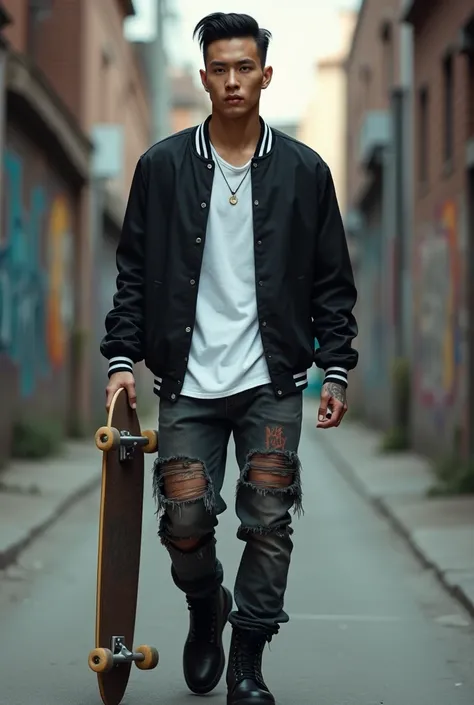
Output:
[200, 37, 273, 117]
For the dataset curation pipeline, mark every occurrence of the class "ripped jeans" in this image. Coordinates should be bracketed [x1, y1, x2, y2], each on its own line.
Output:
[153, 383, 303, 638]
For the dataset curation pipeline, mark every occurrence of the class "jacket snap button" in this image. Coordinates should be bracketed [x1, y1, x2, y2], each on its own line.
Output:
[185, 326, 191, 333]
[201, 202, 207, 208]
[207, 163, 212, 169]
[171, 393, 176, 400]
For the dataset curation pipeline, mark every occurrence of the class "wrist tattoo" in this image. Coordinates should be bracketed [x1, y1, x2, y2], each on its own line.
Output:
[324, 382, 346, 404]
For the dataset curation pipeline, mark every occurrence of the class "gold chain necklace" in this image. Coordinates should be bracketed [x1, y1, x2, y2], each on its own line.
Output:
[214, 157, 251, 206]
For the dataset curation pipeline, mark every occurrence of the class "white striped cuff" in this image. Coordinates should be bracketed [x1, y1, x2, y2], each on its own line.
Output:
[108, 356, 134, 377]
[323, 366, 348, 387]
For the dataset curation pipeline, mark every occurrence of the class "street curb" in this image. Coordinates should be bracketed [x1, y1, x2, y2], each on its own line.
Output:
[318, 434, 474, 620]
[0, 473, 101, 571]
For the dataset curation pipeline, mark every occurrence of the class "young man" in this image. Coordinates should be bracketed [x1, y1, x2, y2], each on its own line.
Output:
[101, 12, 358, 705]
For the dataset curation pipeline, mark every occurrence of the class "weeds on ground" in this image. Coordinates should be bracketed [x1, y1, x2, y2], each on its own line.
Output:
[380, 357, 411, 453]
[11, 418, 63, 460]
[428, 426, 474, 496]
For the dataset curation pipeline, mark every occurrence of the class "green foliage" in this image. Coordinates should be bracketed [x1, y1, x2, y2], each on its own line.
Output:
[380, 357, 411, 452]
[11, 418, 63, 460]
[428, 426, 474, 496]
[380, 426, 409, 452]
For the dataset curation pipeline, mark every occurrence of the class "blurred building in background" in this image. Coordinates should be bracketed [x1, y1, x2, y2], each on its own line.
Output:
[404, 0, 474, 459]
[345, 0, 412, 434]
[298, 9, 357, 215]
[0, 0, 173, 464]
[344, 0, 474, 462]
[169, 65, 208, 133]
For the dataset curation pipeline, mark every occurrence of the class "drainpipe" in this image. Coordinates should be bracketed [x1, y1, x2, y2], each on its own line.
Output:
[0, 5, 12, 219]
[149, 0, 171, 142]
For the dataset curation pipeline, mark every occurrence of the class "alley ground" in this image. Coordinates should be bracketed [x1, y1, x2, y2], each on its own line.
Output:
[0, 405, 473, 705]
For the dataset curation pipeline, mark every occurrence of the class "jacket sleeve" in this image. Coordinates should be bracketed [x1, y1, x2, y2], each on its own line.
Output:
[312, 162, 359, 388]
[100, 156, 147, 378]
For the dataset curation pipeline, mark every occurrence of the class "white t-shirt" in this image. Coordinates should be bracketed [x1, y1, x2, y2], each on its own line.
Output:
[181, 145, 271, 399]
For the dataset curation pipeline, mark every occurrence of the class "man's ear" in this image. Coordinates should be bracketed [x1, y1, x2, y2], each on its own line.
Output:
[261, 65, 273, 90]
[200, 68, 209, 92]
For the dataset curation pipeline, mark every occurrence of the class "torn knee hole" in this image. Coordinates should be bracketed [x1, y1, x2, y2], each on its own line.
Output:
[167, 536, 201, 552]
[161, 459, 208, 501]
[247, 452, 296, 489]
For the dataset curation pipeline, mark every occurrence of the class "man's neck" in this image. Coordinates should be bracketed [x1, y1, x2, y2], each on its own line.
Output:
[209, 109, 261, 167]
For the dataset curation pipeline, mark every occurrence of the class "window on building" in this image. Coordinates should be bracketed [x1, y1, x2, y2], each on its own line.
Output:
[26, 0, 52, 56]
[381, 21, 394, 89]
[359, 64, 372, 111]
[464, 16, 474, 138]
[443, 52, 454, 164]
[468, 54, 474, 138]
[418, 86, 429, 184]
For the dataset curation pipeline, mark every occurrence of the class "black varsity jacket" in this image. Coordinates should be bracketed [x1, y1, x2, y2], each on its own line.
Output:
[100, 116, 359, 402]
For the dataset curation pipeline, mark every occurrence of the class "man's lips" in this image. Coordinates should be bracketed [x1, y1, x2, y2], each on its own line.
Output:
[225, 95, 243, 102]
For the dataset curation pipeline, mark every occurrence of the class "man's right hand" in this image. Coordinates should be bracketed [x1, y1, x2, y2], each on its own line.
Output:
[106, 372, 137, 412]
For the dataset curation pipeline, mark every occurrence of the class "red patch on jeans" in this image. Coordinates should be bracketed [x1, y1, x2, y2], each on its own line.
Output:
[265, 426, 287, 450]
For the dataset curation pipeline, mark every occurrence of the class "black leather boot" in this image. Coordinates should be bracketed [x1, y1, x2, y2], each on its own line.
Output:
[183, 585, 233, 694]
[226, 627, 275, 705]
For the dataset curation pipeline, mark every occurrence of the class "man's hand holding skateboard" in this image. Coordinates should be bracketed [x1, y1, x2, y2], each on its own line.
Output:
[106, 372, 137, 412]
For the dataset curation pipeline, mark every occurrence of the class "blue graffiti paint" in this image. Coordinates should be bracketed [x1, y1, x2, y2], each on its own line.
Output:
[0, 149, 49, 397]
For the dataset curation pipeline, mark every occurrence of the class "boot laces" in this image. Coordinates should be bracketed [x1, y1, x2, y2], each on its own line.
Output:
[232, 630, 267, 685]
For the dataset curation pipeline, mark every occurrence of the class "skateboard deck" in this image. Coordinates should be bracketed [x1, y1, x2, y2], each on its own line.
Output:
[88, 387, 159, 705]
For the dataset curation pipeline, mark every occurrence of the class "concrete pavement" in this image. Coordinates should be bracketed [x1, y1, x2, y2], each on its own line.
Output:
[0, 414, 156, 570]
[0, 438, 101, 570]
[0, 406, 473, 704]
[315, 399, 474, 618]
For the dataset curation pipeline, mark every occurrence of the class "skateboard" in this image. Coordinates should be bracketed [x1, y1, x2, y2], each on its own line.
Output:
[88, 387, 159, 705]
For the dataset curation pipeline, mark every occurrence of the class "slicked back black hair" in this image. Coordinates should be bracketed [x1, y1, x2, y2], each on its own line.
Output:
[193, 12, 272, 68]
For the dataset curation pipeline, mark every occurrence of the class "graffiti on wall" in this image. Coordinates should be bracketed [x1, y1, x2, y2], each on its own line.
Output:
[0, 148, 73, 397]
[415, 200, 462, 409]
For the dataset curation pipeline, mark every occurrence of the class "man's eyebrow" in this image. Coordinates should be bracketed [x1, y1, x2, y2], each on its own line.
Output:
[209, 58, 256, 66]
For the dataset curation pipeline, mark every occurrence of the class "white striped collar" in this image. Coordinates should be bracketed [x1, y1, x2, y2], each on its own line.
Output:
[194, 116, 274, 161]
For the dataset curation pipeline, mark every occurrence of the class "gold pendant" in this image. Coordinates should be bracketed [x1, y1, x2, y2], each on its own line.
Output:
[229, 194, 238, 205]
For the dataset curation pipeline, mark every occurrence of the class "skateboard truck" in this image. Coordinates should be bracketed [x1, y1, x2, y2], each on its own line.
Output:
[111, 636, 146, 664]
[114, 430, 150, 462]
[95, 426, 158, 459]
[88, 637, 159, 674]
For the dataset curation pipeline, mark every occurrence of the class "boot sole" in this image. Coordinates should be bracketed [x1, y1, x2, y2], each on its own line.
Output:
[184, 586, 233, 695]
[226, 696, 275, 705]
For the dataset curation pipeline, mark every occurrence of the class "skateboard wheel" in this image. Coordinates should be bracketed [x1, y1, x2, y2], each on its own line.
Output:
[142, 430, 158, 454]
[135, 645, 159, 670]
[88, 647, 114, 673]
[95, 426, 121, 452]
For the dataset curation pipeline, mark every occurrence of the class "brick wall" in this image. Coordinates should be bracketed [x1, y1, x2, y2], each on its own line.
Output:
[1, 0, 153, 448]
[0, 124, 78, 448]
[346, 0, 402, 209]
[345, 0, 404, 429]
[408, 0, 474, 455]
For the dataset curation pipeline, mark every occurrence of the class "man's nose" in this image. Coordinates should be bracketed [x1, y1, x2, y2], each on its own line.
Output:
[226, 69, 240, 88]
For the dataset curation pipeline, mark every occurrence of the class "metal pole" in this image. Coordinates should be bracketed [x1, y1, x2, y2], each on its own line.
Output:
[150, 0, 171, 142]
